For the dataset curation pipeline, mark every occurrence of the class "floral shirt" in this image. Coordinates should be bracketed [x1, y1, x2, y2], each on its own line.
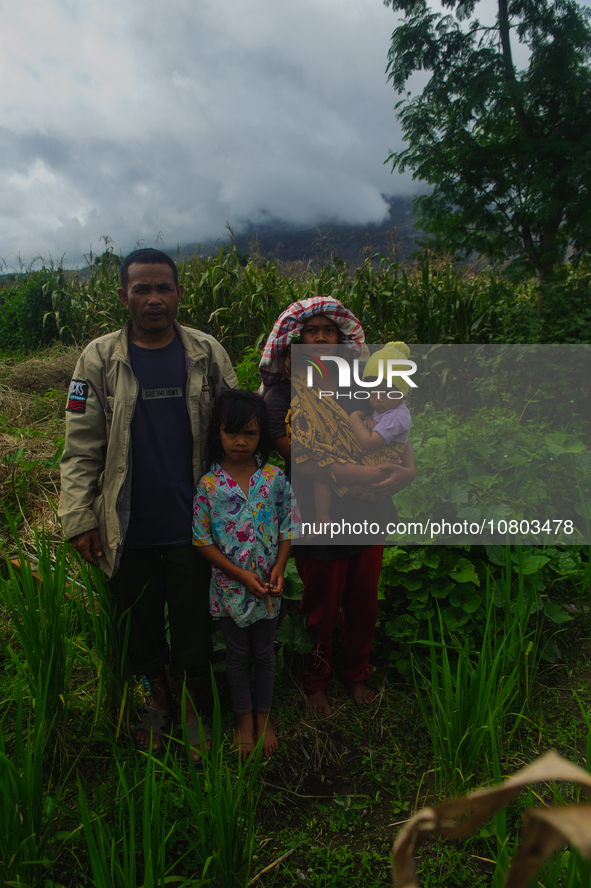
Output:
[192, 461, 300, 628]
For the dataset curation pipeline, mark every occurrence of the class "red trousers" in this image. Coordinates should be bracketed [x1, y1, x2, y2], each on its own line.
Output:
[295, 546, 384, 693]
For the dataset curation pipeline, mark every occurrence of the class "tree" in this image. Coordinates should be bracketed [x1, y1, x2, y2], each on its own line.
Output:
[384, 0, 591, 278]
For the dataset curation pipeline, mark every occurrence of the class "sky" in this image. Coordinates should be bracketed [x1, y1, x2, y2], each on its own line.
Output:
[0, 0, 586, 267]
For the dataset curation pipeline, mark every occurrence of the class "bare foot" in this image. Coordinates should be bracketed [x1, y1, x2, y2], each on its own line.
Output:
[234, 712, 255, 762]
[135, 702, 168, 753]
[255, 712, 278, 757]
[306, 689, 332, 716]
[350, 681, 374, 705]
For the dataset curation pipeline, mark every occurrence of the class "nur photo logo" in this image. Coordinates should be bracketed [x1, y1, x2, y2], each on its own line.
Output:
[305, 354, 417, 389]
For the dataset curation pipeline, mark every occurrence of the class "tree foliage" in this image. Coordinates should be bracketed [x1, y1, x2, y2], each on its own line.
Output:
[384, 0, 591, 277]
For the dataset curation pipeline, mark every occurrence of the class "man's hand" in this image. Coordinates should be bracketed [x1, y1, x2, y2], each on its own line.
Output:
[69, 528, 103, 566]
[370, 461, 415, 495]
[241, 571, 271, 599]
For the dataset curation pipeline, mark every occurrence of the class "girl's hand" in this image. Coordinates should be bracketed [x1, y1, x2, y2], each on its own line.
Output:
[242, 571, 270, 599]
[268, 565, 284, 597]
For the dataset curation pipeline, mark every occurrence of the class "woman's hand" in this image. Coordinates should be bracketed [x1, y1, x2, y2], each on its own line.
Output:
[370, 441, 417, 494]
[370, 462, 413, 494]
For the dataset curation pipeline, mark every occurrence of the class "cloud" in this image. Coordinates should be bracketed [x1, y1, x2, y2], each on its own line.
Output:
[0, 0, 420, 265]
[3, 0, 564, 265]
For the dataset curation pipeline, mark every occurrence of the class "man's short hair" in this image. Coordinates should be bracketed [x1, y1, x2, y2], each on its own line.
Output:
[120, 248, 179, 289]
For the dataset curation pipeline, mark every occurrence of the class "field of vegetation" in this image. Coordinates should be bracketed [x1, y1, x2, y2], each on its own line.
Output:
[1, 245, 590, 886]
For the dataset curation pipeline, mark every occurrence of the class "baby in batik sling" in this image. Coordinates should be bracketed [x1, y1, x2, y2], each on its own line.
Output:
[296, 342, 412, 529]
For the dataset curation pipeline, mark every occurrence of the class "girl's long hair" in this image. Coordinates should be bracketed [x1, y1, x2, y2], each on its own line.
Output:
[207, 389, 271, 469]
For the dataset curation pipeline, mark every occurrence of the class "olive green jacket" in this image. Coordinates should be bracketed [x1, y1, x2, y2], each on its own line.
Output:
[58, 321, 238, 577]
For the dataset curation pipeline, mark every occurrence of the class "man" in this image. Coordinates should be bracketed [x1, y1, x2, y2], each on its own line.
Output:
[59, 248, 238, 755]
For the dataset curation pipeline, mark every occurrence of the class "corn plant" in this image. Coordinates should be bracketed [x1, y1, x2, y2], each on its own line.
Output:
[0, 520, 80, 723]
[0, 674, 60, 887]
[46, 244, 127, 345]
[8, 241, 591, 354]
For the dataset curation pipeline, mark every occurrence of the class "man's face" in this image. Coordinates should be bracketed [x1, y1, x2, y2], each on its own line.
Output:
[117, 263, 183, 337]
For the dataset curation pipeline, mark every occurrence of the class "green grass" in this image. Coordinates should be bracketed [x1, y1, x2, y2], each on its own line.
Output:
[0, 673, 61, 887]
[1, 519, 81, 725]
[0, 593, 590, 887]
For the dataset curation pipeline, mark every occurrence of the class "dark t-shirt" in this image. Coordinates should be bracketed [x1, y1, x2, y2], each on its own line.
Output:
[264, 380, 397, 560]
[125, 336, 194, 547]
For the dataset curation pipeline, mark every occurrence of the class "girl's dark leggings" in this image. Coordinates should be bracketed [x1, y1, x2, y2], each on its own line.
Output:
[218, 615, 278, 715]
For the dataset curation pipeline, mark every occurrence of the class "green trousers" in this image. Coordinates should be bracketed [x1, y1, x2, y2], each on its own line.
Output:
[109, 545, 213, 694]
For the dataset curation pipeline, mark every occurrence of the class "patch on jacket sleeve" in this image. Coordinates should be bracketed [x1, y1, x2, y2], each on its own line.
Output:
[66, 379, 89, 413]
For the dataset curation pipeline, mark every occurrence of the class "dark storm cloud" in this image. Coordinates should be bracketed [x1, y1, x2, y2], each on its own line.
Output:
[0, 0, 441, 265]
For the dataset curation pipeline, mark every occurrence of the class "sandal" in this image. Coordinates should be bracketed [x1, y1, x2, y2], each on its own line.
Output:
[175, 717, 212, 763]
[134, 704, 171, 755]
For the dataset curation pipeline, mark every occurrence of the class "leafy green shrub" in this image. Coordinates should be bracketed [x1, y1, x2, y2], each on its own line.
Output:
[499, 261, 591, 345]
[393, 406, 589, 540]
[0, 268, 62, 350]
[376, 545, 572, 675]
[234, 346, 262, 391]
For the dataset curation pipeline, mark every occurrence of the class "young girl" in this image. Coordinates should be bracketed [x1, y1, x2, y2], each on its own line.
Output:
[192, 389, 300, 759]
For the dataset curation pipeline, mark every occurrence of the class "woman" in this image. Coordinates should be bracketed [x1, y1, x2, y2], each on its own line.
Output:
[260, 297, 416, 715]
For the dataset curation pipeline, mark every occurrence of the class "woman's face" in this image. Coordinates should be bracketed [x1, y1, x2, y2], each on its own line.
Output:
[299, 315, 340, 355]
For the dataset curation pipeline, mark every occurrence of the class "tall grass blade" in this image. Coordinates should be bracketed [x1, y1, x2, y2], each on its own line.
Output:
[0, 672, 60, 886]
[413, 559, 530, 796]
[0, 517, 79, 722]
[77, 746, 192, 888]
[72, 559, 132, 732]
[172, 672, 263, 887]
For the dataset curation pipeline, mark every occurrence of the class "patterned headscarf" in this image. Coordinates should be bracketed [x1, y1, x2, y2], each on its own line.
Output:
[258, 296, 369, 390]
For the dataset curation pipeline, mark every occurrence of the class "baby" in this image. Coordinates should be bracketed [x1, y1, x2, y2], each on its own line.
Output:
[312, 341, 412, 527]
